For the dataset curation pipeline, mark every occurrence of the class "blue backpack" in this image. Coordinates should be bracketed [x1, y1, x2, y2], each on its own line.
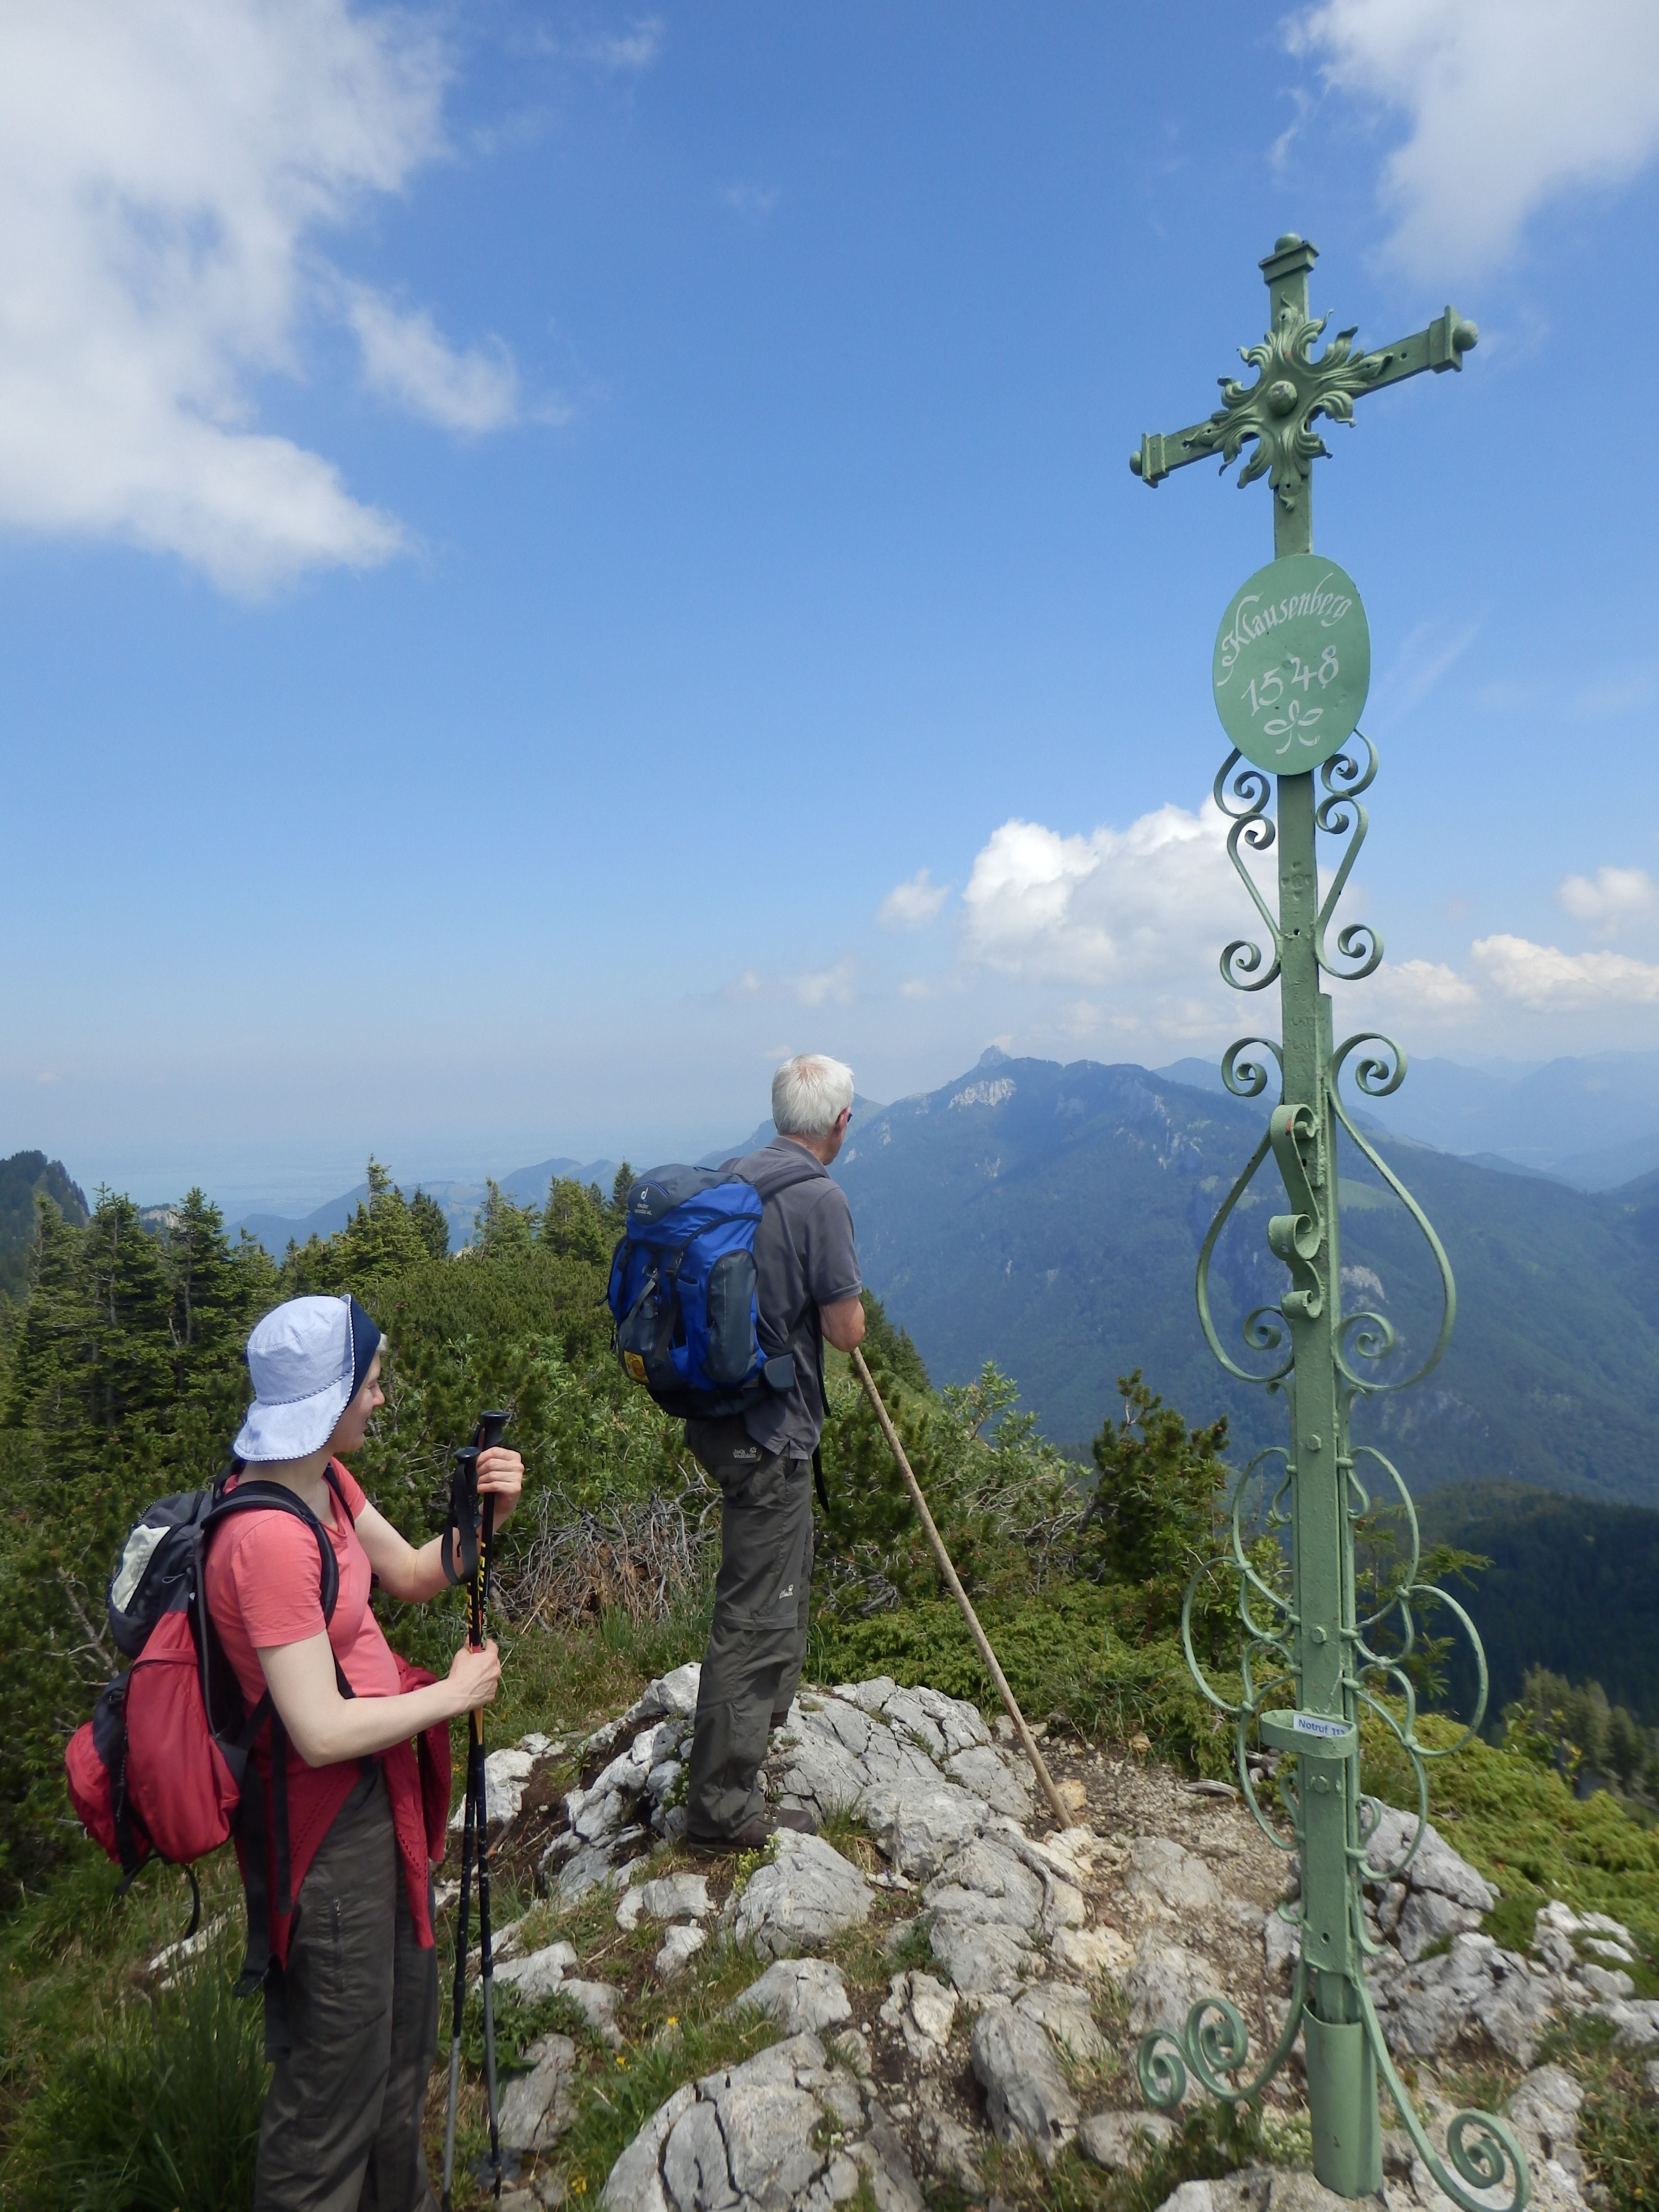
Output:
[608, 1165, 798, 1419]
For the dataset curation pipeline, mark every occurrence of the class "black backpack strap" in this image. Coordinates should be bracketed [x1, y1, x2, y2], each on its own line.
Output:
[322, 1460, 355, 1526]
[812, 1445, 829, 1516]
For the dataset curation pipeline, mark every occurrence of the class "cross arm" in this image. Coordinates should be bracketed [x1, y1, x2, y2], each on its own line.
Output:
[1130, 417, 1227, 489]
[1129, 305, 1478, 491]
[1358, 306, 1479, 396]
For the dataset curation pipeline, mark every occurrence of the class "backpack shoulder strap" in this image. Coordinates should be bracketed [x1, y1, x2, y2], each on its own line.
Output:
[204, 1481, 343, 1626]
[322, 1460, 355, 1526]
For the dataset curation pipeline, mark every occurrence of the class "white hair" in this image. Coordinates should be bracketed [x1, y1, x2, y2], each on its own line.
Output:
[772, 1054, 855, 1138]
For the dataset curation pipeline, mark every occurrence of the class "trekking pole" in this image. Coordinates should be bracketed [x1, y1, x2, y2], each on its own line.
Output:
[439, 1409, 510, 2210]
[469, 1410, 509, 2201]
[848, 1346, 1073, 1832]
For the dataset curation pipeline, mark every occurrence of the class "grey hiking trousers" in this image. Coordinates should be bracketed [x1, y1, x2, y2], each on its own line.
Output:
[685, 1421, 814, 1839]
[256, 1762, 440, 2212]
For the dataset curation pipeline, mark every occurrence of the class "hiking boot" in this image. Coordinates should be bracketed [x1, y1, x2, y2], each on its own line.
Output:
[686, 1806, 817, 1854]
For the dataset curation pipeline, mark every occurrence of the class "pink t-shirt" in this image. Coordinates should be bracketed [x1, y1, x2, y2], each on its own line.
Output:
[204, 1462, 401, 1710]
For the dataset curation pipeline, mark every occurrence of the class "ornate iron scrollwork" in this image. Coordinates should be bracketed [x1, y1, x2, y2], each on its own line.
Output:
[1158, 731, 1522, 2212]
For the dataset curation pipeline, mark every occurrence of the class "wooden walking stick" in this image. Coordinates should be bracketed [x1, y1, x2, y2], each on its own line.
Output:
[848, 1346, 1074, 1832]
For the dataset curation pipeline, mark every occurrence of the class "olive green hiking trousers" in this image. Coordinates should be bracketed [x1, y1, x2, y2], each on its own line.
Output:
[684, 1423, 814, 1840]
[256, 1764, 439, 2212]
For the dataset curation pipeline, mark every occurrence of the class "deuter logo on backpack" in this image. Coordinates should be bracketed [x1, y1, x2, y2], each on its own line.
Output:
[607, 1165, 795, 1419]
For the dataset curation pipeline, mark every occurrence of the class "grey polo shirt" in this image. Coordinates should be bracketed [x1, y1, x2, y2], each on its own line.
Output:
[733, 1135, 862, 1458]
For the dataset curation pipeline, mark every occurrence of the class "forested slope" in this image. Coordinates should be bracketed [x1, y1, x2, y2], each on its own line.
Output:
[835, 1051, 1659, 1507]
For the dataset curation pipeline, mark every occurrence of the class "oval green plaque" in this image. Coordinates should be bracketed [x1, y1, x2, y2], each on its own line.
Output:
[1213, 553, 1370, 774]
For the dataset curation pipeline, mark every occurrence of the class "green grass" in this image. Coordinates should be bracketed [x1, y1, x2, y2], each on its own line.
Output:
[1538, 2018, 1659, 2212]
[1361, 1706, 1659, 1948]
[812, 1586, 1242, 1776]
[3, 1926, 267, 2212]
[966, 2096, 1301, 2212]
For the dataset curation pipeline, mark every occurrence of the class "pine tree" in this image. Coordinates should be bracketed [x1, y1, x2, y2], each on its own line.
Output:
[540, 1178, 613, 1265]
[474, 1180, 537, 1259]
[281, 1159, 433, 1293]
[5, 1196, 87, 1442]
[408, 1188, 450, 1261]
[1082, 1370, 1232, 1646]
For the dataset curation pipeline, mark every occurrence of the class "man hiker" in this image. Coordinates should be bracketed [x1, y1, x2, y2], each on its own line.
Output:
[684, 1053, 865, 1850]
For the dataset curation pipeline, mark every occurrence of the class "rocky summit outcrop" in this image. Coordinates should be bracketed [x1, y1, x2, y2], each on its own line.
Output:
[459, 1671, 1643, 2212]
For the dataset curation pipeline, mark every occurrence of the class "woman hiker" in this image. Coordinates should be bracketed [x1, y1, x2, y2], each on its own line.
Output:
[204, 1292, 521, 2212]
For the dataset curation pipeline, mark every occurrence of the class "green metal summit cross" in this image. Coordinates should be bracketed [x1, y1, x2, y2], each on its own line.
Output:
[1125, 237, 1529, 2212]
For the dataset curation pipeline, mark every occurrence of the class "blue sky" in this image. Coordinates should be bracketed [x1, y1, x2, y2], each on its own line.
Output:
[2, 0, 1658, 1213]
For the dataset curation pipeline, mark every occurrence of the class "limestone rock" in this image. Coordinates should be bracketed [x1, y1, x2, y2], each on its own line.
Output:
[945, 1743, 1033, 1819]
[626, 1664, 703, 1729]
[878, 1969, 958, 2062]
[1043, 1875, 1088, 1933]
[448, 1746, 537, 1831]
[971, 2002, 1080, 2157]
[1370, 1932, 1556, 2064]
[558, 1834, 646, 1905]
[606, 2036, 854, 2212]
[1396, 1886, 1485, 1964]
[654, 1925, 706, 1980]
[854, 2098, 925, 2212]
[731, 1832, 874, 1959]
[1263, 1912, 1300, 1979]
[928, 1913, 1034, 1997]
[1363, 1806, 1495, 1914]
[499, 2034, 578, 2153]
[1125, 1836, 1223, 1915]
[661, 2101, 738, 2212]
[1122, 1934, 1213, 2038]
[1016, 1979, 1108, 2064]
[923, 1835, 1045, 1929]
[1596, 1996, 1659, 2047]
[495, 1941, 579, 2004]
[1575, 1960, 1635, 2001]
[1151, 2171, 1359, 2212]
[565, 1977, 625, 2048]
[1053, 1923, 1134, 1978]
[731, 1958, 854, 2038]
[862, 1779, 990, 1878]
[1506, 2063, 1585, 2191]
[618, 1872, 712, 1930]
[1078, 2109, 1176, 2169]
[601, 2081, 696, 2212]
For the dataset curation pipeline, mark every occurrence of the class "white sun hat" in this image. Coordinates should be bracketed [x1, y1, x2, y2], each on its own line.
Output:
[233, 1295, 363, 1464]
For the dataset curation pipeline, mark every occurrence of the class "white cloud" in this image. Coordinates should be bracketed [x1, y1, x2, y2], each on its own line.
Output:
[879, 868, 949, 929]
[347, 290, 519, 434]
[1471, 933, 1659, 1008]
[721, 182, 781, 220]
[1342, 955, 1479, 1022]
[1373, 618, 1480, 721]
[1289, 0, 1659, 276]
[733, 958, 857, 1008]
[1558, 865, 1659, 938]
[0, 0, 524, 594]
[578, 19, 663, 71]
[960, 805, 1253, 987]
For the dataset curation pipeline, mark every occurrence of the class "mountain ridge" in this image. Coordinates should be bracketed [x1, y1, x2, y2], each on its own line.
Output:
[832, 1051, 1659, 1510]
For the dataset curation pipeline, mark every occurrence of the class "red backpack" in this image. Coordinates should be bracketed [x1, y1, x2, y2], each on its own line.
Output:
[65, 1465, 353, 1989]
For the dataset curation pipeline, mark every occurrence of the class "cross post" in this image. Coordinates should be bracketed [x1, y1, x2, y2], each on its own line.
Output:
[1126, 240, 1526, 2212]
